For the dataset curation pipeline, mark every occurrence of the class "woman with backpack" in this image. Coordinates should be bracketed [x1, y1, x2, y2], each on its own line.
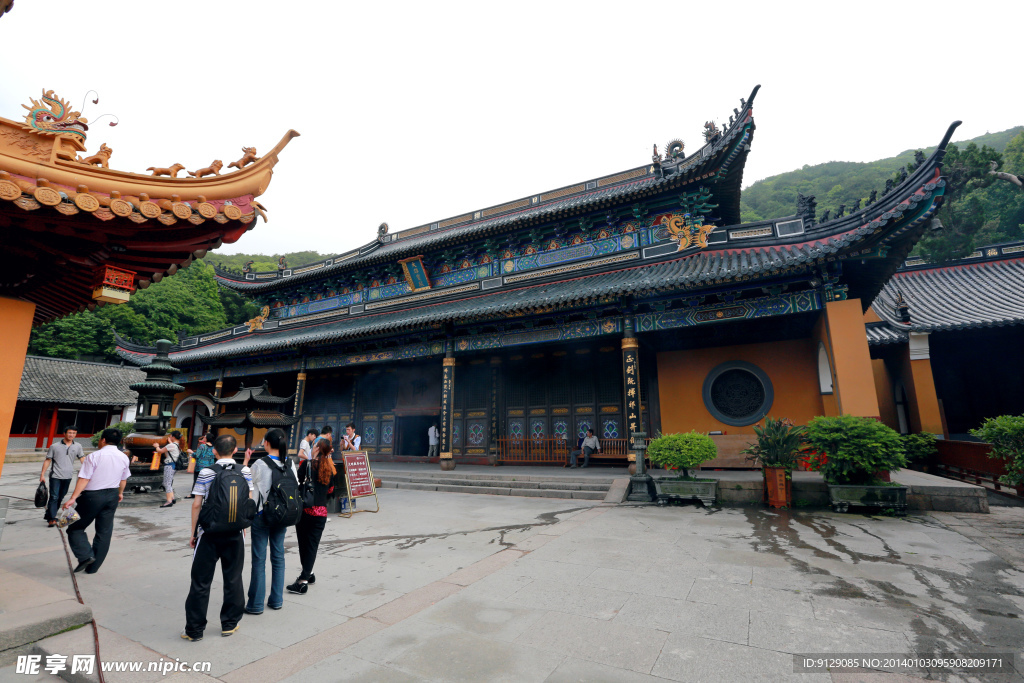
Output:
[245, 428, 294, 614]
[288, 438, 336, 594]
[153, 431, 190, 508]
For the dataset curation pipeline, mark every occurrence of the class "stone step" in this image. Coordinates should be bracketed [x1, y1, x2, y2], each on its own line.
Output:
[0, 599, 93, 667]
[381, 481, 607, 500]
[33, 623, 211, 683]
[377, 471, 618, 485]
[382, 475, 609, 492]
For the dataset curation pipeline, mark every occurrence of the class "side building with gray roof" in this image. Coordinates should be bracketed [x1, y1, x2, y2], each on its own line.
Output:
[11, 356, 145, 450]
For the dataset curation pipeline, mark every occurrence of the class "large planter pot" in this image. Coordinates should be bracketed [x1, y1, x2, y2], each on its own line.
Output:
[827, 484, 907, 516]
[763, 466, 792, 509]
[654, 478, 717, 507]
[439, 458, 456, 471]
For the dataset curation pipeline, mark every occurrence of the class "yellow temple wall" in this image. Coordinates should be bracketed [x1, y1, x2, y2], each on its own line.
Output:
[0, 297, 36, 477]
[823, 299, 880, 418]
[656, 338, 824, 435]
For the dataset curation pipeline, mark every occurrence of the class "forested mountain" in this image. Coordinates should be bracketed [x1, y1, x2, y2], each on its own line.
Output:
[27, 252, 328, 363]
[26, 127, 1024, 362]
[741, 126, 1024, 262]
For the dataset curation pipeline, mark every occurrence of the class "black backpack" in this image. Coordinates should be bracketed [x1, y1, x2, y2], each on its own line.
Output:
[198, 464, 255, 533]
[175, 447, 190, 471]
[261, 457, 302, 527]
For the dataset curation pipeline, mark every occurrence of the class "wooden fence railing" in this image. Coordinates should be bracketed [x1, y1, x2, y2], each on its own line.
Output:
[495, 437, 653, 465]
[934, 440, 1023, 497]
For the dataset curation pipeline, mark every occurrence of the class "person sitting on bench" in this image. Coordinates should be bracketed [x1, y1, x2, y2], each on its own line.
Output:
[570, 429, 601, 468]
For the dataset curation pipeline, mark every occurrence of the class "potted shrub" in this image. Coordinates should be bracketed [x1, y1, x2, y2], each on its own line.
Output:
[806, 415, 908, 515]
[971, 414, 1024, 494]
[901, 433, 938, 473]
[742, 417, 805, 509]
[647, 431, 718, 506]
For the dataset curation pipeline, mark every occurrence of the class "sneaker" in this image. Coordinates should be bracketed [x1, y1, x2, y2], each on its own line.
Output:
[221, 624, 240, 637]
[268, 603, 283, 610]
[307, 574, 316, 585]
[244, 608, 263, 615]
[286, 581, 308, 595]
[180, 630, 203, 642]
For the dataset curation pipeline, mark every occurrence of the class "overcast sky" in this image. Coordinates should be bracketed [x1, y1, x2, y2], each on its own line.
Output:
[2, 1, 1018, 259]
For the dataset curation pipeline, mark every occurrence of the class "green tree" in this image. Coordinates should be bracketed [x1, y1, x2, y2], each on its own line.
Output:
[917, 142, 1002, 262]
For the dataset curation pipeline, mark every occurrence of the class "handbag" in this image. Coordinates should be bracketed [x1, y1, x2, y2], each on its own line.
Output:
[298, 460, 317, 508]
[34, 481, 48, 508]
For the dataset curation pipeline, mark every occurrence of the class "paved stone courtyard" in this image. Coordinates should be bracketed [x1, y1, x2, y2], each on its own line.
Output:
[1, 461, 1023, 682]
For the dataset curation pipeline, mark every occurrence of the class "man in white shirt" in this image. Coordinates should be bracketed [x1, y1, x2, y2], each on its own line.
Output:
[427, 423, 439, 458]
[340, 423, 361, 452]
[298, 429, 317, 462]
[63, 428, 131, 574]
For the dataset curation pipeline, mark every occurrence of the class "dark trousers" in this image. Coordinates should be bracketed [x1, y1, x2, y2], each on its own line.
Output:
[66, 488, 119, 573]
[45, 477, 71, 521]
[184, 530, 245, 638]
[296, 514, 326, 579]
[570, 446, 596, 467]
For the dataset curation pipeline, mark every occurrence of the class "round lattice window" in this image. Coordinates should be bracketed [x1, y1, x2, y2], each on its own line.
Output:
[702, 361, 774, 426]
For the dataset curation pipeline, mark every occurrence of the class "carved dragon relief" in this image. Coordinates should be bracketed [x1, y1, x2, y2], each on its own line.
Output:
[655, 213, 715, 251]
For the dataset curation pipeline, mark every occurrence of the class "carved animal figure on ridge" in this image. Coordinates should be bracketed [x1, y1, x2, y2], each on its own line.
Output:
[188, 160, 223, 178]
[228, 147, 259, 171]
[146, 163, 186, 178]
[77, 143, 112, 168]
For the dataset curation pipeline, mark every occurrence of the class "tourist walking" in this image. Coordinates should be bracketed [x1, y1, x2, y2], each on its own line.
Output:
[245, 428, 296, 614]
[571, 429, 601, 468]
[40, 426, 85, 526]
[427, 422, 439, 458]
[154, 431, 189, 508]
[186, 433, 215, 499]
[289, 438, 336, 595]
[62, 427, 131, 574]
[183, 434, 254, 641]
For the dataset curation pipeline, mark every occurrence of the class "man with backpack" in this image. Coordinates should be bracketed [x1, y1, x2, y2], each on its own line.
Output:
[183, 434, 254, 642]
[245, 428, 301, 615]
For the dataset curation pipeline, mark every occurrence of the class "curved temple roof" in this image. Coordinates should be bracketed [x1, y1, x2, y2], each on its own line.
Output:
[0, 88, 298, 323]
[214, 86, 763, 293]
[867, 242, 1024, 345]
[116, 116, 961, 368]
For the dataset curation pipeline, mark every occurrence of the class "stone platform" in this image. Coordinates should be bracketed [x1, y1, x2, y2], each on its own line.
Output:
[370, 462, 989, 512]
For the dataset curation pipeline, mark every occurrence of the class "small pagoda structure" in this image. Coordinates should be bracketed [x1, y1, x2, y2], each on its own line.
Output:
[203, 381, 301, 449]
[122, 339, 185, 489]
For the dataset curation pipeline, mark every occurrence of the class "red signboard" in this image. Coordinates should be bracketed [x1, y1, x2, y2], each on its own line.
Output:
[342, 453, 375, 498]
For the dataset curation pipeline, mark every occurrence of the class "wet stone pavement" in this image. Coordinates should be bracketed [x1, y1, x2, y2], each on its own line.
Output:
[0, 461, 1023, 682]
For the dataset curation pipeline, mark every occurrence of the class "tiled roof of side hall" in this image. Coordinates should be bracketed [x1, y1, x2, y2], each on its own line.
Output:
[213, 86, 763, 293]
[18, 356, 144, 406]
[868, 241, 1024, 343]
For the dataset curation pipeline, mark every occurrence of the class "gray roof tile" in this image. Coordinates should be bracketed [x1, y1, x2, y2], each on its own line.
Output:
[19, 356, 144, 406]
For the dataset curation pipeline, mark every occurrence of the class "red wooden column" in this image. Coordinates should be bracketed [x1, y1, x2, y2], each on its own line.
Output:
[44, 405, 59, 448]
